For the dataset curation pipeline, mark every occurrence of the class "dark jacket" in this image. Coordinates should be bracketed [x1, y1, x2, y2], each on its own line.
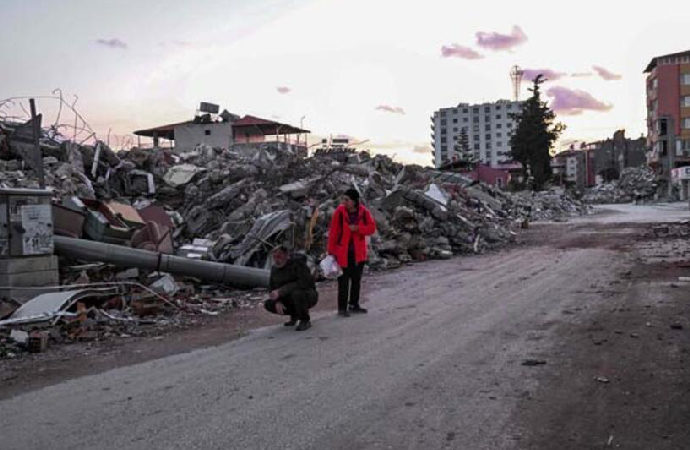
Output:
[269, 254, 316, 298]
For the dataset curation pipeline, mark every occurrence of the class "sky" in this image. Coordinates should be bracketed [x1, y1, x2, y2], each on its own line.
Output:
[2, 0, 690, 166]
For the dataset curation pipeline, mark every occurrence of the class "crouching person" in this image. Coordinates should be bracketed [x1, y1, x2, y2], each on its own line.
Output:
[264, 246, 318, 331]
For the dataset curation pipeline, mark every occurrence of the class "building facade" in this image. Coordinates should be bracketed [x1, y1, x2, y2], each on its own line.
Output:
[588, 130, 647, 181]
[644, 50, 690, 189]
[431, 99, 522, 168]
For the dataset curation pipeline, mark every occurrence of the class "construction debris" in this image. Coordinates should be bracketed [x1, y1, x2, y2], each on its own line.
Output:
[0, 113, 593, 356]
[583, 167, 658, 204]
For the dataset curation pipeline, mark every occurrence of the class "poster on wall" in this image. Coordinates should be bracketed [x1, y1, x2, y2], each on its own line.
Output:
[20, 204, 53, 255]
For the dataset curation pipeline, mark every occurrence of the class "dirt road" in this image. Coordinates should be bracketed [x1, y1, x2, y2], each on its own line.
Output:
[1, 203, 689, 449]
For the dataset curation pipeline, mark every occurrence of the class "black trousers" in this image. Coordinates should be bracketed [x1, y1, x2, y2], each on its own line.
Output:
[264, 289, 318, 321]
[337, 250, 365, 311]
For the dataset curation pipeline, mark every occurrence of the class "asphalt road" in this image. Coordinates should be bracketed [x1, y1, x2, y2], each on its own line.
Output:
[1, 203, 688, 449]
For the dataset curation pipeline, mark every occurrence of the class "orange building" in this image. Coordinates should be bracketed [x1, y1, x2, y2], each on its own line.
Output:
[644, 50, 690, 190]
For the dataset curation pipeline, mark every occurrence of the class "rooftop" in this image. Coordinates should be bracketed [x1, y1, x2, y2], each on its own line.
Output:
[644, 49, 690, 73]
[133, 114, 309, 140]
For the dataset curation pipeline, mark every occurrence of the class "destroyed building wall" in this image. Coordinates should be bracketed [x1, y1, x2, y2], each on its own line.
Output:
[173, 122, 233, 151]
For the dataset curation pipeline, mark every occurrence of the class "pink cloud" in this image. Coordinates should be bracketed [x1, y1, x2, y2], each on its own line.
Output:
[592, 65, 622, 81]
[546, 86, 613, 116]
[96, 38, 128, 49]
[376, 105, 405, 115]
[440, 44, 483, 59]
[475, 25, 527, 51]
[521, 69, 566, 82]
[570, 72, 593, 78]
[276, 86, 291, 94]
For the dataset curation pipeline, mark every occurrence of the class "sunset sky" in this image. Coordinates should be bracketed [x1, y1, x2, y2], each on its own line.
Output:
[2, 0, 690, 166]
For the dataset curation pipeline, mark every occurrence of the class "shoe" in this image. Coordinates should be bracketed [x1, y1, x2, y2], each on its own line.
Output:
[284, 318, 298, 326]
[337, 310, 350, 317]
[349, 305, 368, 313]
[295, 320, 311, 331]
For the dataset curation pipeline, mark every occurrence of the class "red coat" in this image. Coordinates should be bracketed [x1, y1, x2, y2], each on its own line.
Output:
[327, 204, 376, 268]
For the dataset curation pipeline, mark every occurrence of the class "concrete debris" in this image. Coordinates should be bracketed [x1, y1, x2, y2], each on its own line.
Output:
[0, 115, 594, 355]
[583, 167, 658, 204]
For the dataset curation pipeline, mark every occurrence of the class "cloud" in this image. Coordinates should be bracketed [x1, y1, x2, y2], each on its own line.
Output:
[521, 68, 566, 82]
[412, 145, 432, 154]
[546, 86, 613, 116]
[592, 65, 622, 81]
[440, 44, 483, 59]
[475, 25, 527, 51]
[95, 38, 128, 49]
[570, 72, 593, 78]
[276, 86, 291, 94]
[376, 105, 405, 114]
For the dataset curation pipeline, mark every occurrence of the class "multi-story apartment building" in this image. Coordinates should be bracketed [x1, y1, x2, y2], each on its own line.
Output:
[430, 99, 522, 169]
[644, 49, 690, 190]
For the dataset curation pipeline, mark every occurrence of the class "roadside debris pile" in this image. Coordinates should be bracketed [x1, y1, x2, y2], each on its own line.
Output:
[499, 188, 591, 222]
[583, 167, 658, 204]
[0, 116, 590, 273]
[0, 282, 265, 358]
[0, 115, 592, 354]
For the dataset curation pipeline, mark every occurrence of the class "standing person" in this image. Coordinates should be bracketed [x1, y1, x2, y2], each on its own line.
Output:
[327, 189, 376, 317]
[264, 246, 318, 331]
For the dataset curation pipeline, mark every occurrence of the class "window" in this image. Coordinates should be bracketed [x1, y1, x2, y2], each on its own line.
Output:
[463, 117, 468, 123]
[441, 119, 447, 125]
[441, 128, 446, 135]
[441, 145, 447, 152]
[441, 137, 447, 143]
[204, 129, 212, 136]
[474, 143, 480, 150]
[486, 142, 492, 149]
[683, 74, 690, 85]
[473, 135, 480, 141]
[683, 96, 690, 107]
[441, 110, 447, 116]
[496, 141, 503, 147]
[507, 123, 513, 128]
[473, 117, 479, 123]
[485, 134, 491, 140]
[453, 118, 458, 123]
[484, 106, 490, 112]
[473, 107, 479, 113]
[683, 118, 690, 129]
[453, 127, 458, 132]
[496, 114, 501, 119]
[484, 115, 491, 122]
[485, 124, 491, 131]
[496, 132, 502, 137]
[473, 124, 480, 132]
[463, 108, 469, 113]
[496, 123, 502, 129]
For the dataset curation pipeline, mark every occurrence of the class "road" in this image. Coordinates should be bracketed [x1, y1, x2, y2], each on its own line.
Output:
[1, 203, 689, 449]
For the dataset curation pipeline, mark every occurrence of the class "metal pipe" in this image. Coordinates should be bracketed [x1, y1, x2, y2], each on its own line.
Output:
[54, 236, 270, 288]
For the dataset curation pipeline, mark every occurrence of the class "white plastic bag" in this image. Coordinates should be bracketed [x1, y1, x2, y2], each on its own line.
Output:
[319, 255, 343, 279]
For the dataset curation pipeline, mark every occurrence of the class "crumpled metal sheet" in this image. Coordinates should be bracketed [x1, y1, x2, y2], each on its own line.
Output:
[230, 210, 292, 266]
[0, 287, 119, 326]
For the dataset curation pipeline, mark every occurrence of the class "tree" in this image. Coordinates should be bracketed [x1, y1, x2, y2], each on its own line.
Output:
[453, 127, 476, 168]
[509, 75, 565, 190]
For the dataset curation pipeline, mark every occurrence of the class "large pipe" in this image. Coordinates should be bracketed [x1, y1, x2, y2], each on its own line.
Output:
[53, 236, 270, 288]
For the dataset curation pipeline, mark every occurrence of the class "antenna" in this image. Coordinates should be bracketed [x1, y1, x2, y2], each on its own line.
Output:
[510, 65, 524, 102]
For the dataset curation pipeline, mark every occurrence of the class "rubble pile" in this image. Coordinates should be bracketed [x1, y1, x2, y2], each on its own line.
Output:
[583, 167, 658, 204]
[0, 117, 591, 272]
[0, 116, 591, 355]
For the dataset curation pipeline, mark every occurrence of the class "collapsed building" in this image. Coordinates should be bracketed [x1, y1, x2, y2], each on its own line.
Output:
[0, 101, 591, 356]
